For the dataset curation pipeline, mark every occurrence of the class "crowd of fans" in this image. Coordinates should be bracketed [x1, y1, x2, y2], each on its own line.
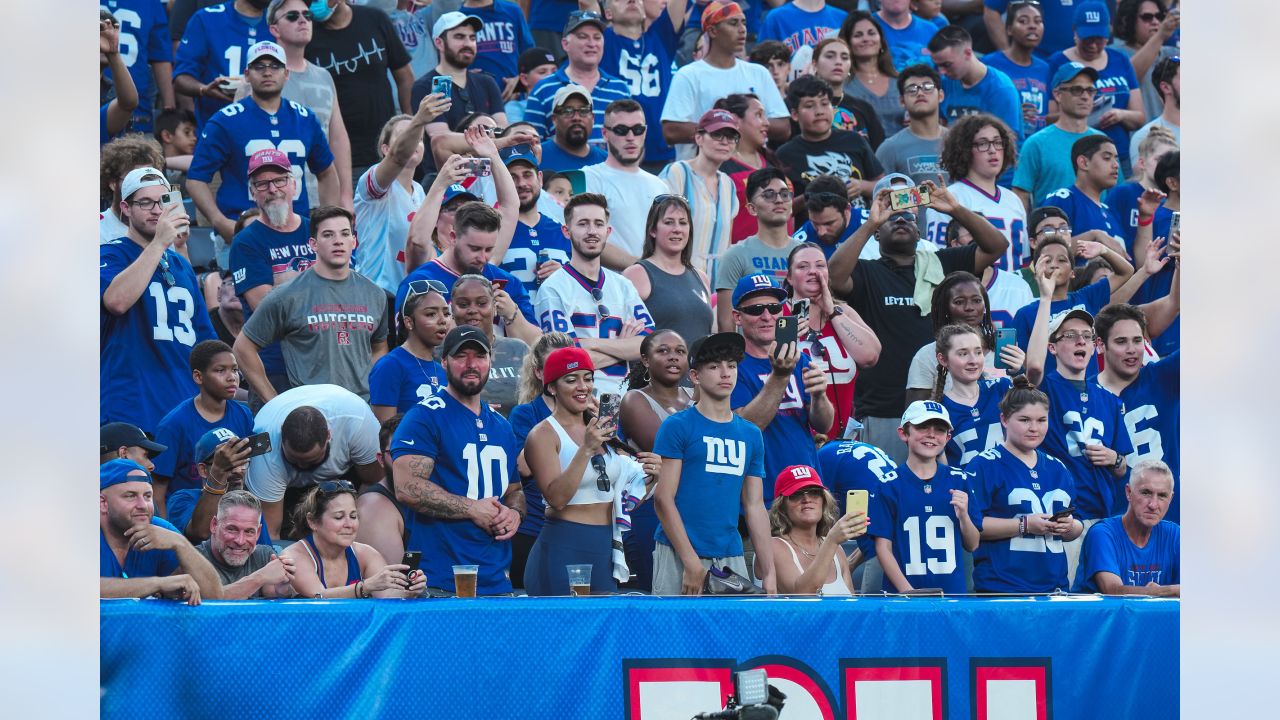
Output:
[100, 0, 1180, 602]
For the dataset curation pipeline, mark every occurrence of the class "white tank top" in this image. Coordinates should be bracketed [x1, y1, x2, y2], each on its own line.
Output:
[546, 416, 621, 506]
[779, 537, 852, 596]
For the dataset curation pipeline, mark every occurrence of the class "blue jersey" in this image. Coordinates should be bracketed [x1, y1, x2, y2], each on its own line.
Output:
[538, 139, 607, 172]
[869, 463, 973, 594]
[981, 51, 1050, 135]
[1113, 351, 1180, 523]
[394, 259, 535, 327]
[499, 212, 572, 301]
[390, 390, 520, 595]
[1046, 49, 1141, 168]
[602, 14, 680, 164]
[152, 398, 255, 495]
[173, 3, 269, 127]
[368, 346, 446, 413]
[942, 376, 1012, 468]
[509, 398, 554, 537]
[469, 1, 534, 86]
[760, 4, 848, 53]
[1104, 180, 1147, 255]
[1132, 206, 1179, 355]
[1039, 372, 1134, 519]
[653, 406, 766, 559]
[791, 206, 870, 259]
[528, 0, 577, 32]
[188, 96, 334, 218]
[967, 445, 1076, 593]
[1011, 278, 1111, 377]
[101, 238, 216, 433]
[100, 516, 181, 578]
[1041, 185, 1123, 243]
[984, 0, 1075, 58]
[102, 0, 173, 130]
[524, 68, 632, 143]
[731, 353, 817, 505]
[1073, 515, 1179, 593]
[166, 487, 273, 547]
[940, 65, 1025, 142]
[227, 217, 313, 376]
[816, 440, 900, 558]
[879, 14, 938, 71]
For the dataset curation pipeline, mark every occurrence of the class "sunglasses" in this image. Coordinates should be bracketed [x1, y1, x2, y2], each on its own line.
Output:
[157, 255, 177, 288]
[317, 479, 355, 493]
[1138, 11, 1166, 22]
[652, 193, 689, 206]
[278, 9, 313, 22]
[606, 123, 646, 136]
[738, 302, 784, 317]
[591, 287, 611, 319]
[403, 278, 449, 315]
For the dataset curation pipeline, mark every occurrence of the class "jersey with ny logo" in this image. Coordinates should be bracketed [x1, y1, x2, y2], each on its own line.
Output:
[732, 353, 817, 505]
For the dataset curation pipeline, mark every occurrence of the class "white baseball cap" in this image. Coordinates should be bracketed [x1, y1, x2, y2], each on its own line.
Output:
[900, 400, 952, 430]
[1048, 308, 1095, 338]
[433, 11, 483, 39]
[246, 41, 287, 67]
[120, 167, 169, 200]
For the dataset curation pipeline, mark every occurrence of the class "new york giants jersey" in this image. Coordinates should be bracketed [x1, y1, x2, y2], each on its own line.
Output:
[368, 346, 446, 413]
[535, 264, 655, 397]
[188, 96, 334, 218]
[1113, 350, 1180, 523]
[967, 446, 1076, 593]
[353, 167, 425, 295]
[799, 320, 857, 438]
[101, 238, 217, 433]
[1040, 185, 1123, 245]
[1039, 372, 1135, 519]
[942, 376, 1012, 468]
[868, 463, 973, 594]
[924, 179, 1028, 271]
[601, 12, 679, 164]
[816, 440, 900, 559]
[499, 213, 571, 305]
[1011, 279, 1111, 378]
[101, 0, 173, 130]
[985, 266, 1034, 328]
[391, 390, 519, 595]
[732, 353, 818, 505]
[173, 3, 269, 127]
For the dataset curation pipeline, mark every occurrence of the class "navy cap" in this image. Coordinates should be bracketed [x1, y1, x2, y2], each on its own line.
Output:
[1052, 61, 1099, 89]
[689, 331, 746, 367]
[194, 428, 240, 465]
[441, 324, 491, 357]
[732, 273, 788, 307]
[101, 422, 167, 456]
[1073, 2, 1111, 39]
[501, 144, 539, 169]
[101, 458, 152, 490]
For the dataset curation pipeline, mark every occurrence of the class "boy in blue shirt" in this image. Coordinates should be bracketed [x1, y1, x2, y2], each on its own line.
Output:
[1041, 135, 1125, 244]
[761, 0, 847, 54]
[1073, 460, 1179, 596]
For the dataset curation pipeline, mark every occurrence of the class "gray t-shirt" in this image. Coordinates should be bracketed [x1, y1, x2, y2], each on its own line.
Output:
[845, 77, 905, 136]
[241, 269, 390, 399]
[196, 540, 277, 597]
[481, 336, 529, 417]
[875, 127, 950, 187]
[714, 234, 800, 291]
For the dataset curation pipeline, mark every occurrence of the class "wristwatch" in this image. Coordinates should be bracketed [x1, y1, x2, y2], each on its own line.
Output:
[830, 305, 844, 316]
[1113, 452, 1124, 469]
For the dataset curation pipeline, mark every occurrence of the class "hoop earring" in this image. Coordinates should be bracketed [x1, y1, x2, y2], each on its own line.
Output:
[642, 367, 651, 384]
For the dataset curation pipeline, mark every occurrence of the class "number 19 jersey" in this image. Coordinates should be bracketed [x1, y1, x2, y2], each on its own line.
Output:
[868, 464, 972, 594]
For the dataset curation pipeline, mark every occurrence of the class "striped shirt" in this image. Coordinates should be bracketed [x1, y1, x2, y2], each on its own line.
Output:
[523, 68, 633, 144]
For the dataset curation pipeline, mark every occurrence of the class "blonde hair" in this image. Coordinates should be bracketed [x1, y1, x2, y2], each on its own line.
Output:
[517, 332, 575, 404]
[769, 487, 839, 538]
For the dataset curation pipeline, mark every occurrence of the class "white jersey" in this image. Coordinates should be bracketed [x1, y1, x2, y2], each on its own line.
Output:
[535, 263, 655, 397]
[100, 210, 128, 244]
[924, 179, 1028, 271]
[985, 267, 1034, 329]
[354, 166, 426, 295]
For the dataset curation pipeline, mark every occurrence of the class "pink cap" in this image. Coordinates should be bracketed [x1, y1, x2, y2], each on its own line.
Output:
[248, 148, 292, 176]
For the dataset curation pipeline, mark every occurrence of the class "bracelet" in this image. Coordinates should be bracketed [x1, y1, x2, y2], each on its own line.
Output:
[1113, 451, 1125, 469]
[1017, 514, 1027, 537]
[356, 580, 367, 598]
[202, 481, 227, 496]
[1137, 215, 1154, 227]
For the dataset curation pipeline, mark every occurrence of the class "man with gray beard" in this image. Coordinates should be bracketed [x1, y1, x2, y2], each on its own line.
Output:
[195, 490, 297, 599]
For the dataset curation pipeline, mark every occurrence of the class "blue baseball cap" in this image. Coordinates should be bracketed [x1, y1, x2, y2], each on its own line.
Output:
[1051, 61, 1099, 89]
[442, 183, 480, 206]
[501, 144, 539, 170]
[194, 428, 240, 465]
[1073, 2, 1111, 40]
[732, 274, 788, 307]
[101, 458, 153, 490]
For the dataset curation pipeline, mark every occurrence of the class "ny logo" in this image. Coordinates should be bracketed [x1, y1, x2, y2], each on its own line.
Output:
[703, 437, 747, 476]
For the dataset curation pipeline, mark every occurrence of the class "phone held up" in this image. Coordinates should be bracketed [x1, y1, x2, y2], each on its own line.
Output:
[431, 75, 452, 97]
[846, 489, 869, 518]
[889, 184, 931, 212]
[773, 315, 798, 359]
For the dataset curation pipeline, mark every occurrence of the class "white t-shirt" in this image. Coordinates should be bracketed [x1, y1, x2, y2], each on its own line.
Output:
[985, 267, 1034, 329]
[244, 384, 381, 502]
[923, 180, 1028, 271]
[580, 162, 669, 258]
[354, 166, 426, 295]
[100, 210, 129, 244]
[661, 59, 789, 160]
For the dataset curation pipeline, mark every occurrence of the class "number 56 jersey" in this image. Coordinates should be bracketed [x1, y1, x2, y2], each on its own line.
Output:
[390, 390, 519, 596]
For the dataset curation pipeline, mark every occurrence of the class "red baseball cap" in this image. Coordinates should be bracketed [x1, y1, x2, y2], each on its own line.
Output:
[698, 108, 741, 135]
[248, 148, 292, 176]
[774, 465, 825, 498]
[543, 347, 595, 386]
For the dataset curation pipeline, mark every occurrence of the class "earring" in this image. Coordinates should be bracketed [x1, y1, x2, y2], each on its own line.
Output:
[642, 367, 651, 384]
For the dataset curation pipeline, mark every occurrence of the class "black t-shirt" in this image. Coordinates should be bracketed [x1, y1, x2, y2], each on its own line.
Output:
[305, 6, 411, 168]
[410, 70, 505, 174]
[846, 243, 979, 419]
[787, 96, 886, 151]
[168, 0, 223, 41]
[775, 129, 885, 196]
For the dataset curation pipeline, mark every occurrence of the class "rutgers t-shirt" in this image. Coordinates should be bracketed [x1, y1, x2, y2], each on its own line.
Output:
[775, 129, 884, 196]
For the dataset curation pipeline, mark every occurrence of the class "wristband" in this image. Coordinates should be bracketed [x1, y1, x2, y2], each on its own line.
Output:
[202, 481, 228, 496]
[1113, 451, 1124, 469]
[1137, 215, 1154, 227]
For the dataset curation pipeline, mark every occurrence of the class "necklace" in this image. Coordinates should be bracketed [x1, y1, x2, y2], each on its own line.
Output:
[407, 346, 441, 390]
[786, 534, 819, 558]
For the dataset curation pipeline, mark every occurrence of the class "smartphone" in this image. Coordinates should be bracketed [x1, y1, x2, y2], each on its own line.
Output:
[401, 551, 422, 574]
[774, 315, 798, 356]
[846, 489, 869, 518]
[465, 157, 492, 177]
[791, 298, 810, 324]
[889, 185, 930, 211]
[597, 393, 622, 425]
[1170, 211, 1180, 236]
[490, 278, 508, 292]
[1050, 506, 1076, 522]
[161, 190, 183, 208]
[994, 327, 1018, 369]
[431, 75, 453, 97]
[246, 431, 273, 458]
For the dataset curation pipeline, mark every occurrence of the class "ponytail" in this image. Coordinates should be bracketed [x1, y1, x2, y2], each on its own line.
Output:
[999, 374, 1050, 418]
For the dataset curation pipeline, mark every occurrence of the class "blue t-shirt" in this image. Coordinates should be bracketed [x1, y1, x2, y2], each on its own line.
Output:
[390, 390, 520, 595]
[368, 346, 446, 413]
[524, 67, 633, 143]
[984, 0, 1075, 59]
[468, 1, 535, 86]
[100, 516, 181, 578]
[1041, 184, 1124, 242]
[227, 217, 313, 377]
[1114, 351, 1180, 523]
[942, 376, 1012, 468]
[152, 398, 256, 496]
[602, 13, 680, 164]
[188, 96, 334, 218]
[1105, 180, 1146, 254]
[528, 0, 578, 32]
[173, 3, 269, 127]
[1046, 49, 1140, 168]
[879, 14, 938, 71]
[940, 65, 1025, 143]
[100, 104, 114, 146]
[1011, 278, 1111, 377]
[509, 397, 554, 537]
[1072, 515, 1180, 593]
[967, 445, 1076, 593]
[868, 463, 973, 594]
[1012, 125, 1107, 209]
[982, 51, 1051, 137]
[761, 4, 848, 53]
[816, 439, 900, 559]
[393, 260, 535, 327]
[1132, 206, 1179, 355]
[166, 488, 273, 547]
[538, 139, 608, 172]
[791, 206, 871, 259]
[653, 406, 766, 558]
[500, 212, 572, 295]
[102, 0, 174, 130]
[731, 353, 818, 504]
[101, 238, 216, 433]
[1039, 372, 1135, 519]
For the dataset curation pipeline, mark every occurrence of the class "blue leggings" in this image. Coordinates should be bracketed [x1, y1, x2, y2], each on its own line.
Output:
[524, 517, 617, 597]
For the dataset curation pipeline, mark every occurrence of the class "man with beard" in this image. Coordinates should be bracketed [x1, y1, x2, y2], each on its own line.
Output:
[496, 146, 570, 304]
[235, 206, 390, 401]
[791, 174, 934, 260]
[195, 490, 297, 598]
[539, 85, 607, 172]
[391, 325, 525, 596]
[581, 99, 670, 269]
[536, 193, 655, 397]
[101, 168, 216, 434]
[524, 11, 630, 146]
[413, 12, 508, 169]
[100, 459, 223, 604]
[600, 0, 688, 169]
[187, 41, 339, 242]
[826, 173, 1008, 464]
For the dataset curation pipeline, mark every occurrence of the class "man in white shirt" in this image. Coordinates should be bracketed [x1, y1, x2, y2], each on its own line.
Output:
[581, 99, 669, 270]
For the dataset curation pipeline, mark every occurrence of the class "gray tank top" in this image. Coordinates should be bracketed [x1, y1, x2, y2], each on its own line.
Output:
[638, 259, 714, 346]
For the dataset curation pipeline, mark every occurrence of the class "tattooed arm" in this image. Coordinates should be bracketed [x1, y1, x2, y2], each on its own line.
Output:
[392, 454, 505, 534]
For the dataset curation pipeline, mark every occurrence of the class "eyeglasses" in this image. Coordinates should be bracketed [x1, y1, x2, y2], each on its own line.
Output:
[279, 9, 313, 22]
[403, 278, 449, 315]
[317, 479, 355, 493]
[755, 188, 793, 202]
[737, 302, 784, 317]
[903, 82, 937, 96]
[251, 175, 291, 192]
[126, 197, 166, 212]
[706, 130, 741, 143]
[1138, 11, 1166, 22]
[1053, 331, 1095, 343]
[248, 62, 285, 73]
[555, 106, 593, 118]
[972, 139, 1005, 152]
[1037, 224, 1072, 239]
[605, 123, 646, 136]
[1057, 85, 1098, 98]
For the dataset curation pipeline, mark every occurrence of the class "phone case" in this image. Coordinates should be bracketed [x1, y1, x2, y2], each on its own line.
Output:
[774, 316, 798, 348]
[846, 490, 869, 517]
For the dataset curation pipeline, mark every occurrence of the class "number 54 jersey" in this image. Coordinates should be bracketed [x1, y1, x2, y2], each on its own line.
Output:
[390, 390, 519, 596]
